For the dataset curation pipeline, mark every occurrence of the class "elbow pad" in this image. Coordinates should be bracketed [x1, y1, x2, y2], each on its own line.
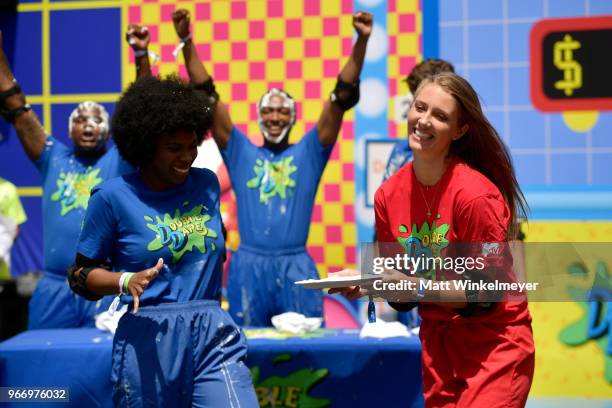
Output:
[67, 265, 104, 301]
[330, 77, 360, 111]
[194, 77, 220, 105]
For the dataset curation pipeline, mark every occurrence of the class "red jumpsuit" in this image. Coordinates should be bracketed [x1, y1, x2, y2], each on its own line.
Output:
[375, 159, 534, 408]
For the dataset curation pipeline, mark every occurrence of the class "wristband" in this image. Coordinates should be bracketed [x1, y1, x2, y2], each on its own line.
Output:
[118, 272, 128, 294]
[122, 272, 134, 293]
[172, 32, 193, 58]
[108, 272, 133, 316]
[133, 49, 148, 58]
[180, 32, 193, 43]
[132, 49, 160, 64]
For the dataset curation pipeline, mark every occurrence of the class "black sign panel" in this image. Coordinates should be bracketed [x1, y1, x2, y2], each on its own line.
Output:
[542, 29, 612, 100]
[530, 16, 612, 111]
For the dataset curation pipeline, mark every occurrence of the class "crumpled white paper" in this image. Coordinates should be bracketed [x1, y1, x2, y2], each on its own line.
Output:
[95, 304, 128, 334]
[359, 320, 411, 339]
[271, 312, 322, 335]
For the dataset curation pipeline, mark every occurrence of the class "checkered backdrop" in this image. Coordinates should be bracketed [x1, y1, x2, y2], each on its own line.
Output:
[125, 0, 422, 276]
[3, 0, 422, 278]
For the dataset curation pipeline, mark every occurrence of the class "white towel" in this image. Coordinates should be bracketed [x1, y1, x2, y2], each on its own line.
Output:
[271, 312, 322, 335]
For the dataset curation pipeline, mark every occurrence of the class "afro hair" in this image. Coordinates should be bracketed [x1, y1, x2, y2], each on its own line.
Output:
[111, 75, 212, 167]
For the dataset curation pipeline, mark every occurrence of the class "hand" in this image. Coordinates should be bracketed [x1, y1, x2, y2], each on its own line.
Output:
[126, 24, 150, 51]
[127, 258, 163, 314]
[329, 269, 419, 303]
[352, 11, 373, 38]
[374, 269, 419, 303]
[172, 9, 191, 39]
[327, 269, 367, 300]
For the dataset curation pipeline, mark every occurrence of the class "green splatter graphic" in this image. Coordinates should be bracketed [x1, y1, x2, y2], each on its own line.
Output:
[50, 167, 103, 215]
[273, 353, 292, 364]
[559, 261, 612, 383]
[244, 328, 333, 340]
[247, 156, 297, 204]
[145, 203, 217, 263]
[251, 354, 330, 408]
[397, 221, 449, 280]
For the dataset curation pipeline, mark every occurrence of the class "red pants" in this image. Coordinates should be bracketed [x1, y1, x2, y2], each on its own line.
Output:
[419, 319, 535, 408]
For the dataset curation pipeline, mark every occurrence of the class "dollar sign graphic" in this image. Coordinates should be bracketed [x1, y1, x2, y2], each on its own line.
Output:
[553, 34, 582, 96]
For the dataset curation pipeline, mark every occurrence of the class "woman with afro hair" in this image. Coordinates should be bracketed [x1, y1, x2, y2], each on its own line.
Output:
[68, 75, 257, 407]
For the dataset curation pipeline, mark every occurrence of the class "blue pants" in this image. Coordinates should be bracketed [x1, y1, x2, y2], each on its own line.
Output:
[28, 272, 99, 329]
[227, 245, 323, 327]
[112, 300, 257, 408]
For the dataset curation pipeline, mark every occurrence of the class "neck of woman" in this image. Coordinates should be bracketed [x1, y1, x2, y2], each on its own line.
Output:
[412, 154, 453, 186]
[139, 168, 172, 192]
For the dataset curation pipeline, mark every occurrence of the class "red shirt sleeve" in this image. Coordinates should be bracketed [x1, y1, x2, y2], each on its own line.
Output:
[455, 194, 512, 273]
[456, 194, 510, 243]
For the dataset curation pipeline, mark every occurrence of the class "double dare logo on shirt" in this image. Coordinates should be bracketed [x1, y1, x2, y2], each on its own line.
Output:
[247, 156, 297, 204]
[144, 202, 218, 263]
[397, 221, 450, 279]
[51, 167, 103, 215]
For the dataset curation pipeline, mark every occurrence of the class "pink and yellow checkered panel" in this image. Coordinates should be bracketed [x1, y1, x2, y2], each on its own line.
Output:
[125, 0, 421, 277]
[387, 0, 421, 138]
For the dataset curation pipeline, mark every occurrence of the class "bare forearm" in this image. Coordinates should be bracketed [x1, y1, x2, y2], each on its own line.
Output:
[338, 35, 368, 83]
[0, 87, 43, 162]
[182, 40, 210, 84]
[135, 54, 151, 79]
[180, 40, 232, 147]
[0, 47, 45, 159]
[13, 111, 46, 161]
[85, 267, 121, 295]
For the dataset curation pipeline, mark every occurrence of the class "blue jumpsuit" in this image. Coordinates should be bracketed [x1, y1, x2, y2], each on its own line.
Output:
[28, 137, 132, 329]
[77, 168, 257, 407]
[222, 127, 333, 327]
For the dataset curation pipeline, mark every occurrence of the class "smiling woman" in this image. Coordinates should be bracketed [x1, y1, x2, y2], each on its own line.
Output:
[67, 75, 258, 407]
[334, 73, 534, 407]
[384, 73, 533, 407]
[140, 130, 199, 191]
[110, 75, 211, 169]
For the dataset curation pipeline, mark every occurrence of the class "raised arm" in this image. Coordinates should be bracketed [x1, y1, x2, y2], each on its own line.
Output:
[172, 9, 232, 149]
[126, 24, 152, 80]
[0, 31, 46, 161]
[317, 11, 372, 146]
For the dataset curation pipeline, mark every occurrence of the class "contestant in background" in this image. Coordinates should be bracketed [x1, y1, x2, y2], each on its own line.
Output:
[0, 31, 133, 329]
[68, 75, 257, 407]
[170, 8, 372, 326]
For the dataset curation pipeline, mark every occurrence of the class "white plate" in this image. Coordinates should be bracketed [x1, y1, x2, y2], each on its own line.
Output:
[295, 274, 380, 289]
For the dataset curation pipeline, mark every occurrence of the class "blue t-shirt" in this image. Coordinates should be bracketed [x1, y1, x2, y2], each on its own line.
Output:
[35, 137, 133, 276]
[221, 127, 333, 251]
[77, 168, 224, 306]
[383, 140, 413, 182]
